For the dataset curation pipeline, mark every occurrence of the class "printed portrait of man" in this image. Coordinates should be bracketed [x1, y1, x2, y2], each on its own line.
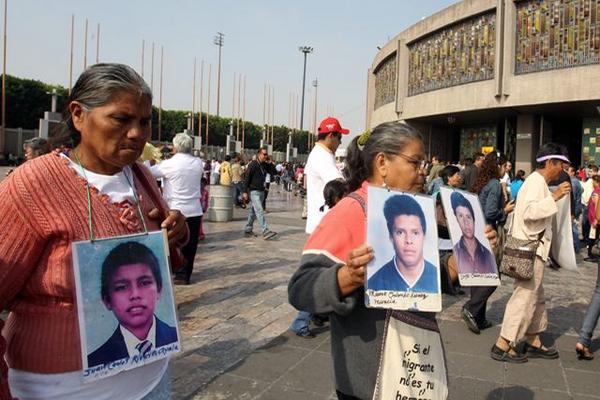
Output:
[87, 241, 178, 368]
[368, 194, 439, 293]
[450, 191, 496, 274]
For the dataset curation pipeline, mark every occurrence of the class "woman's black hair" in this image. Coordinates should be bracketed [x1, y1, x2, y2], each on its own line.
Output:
[440, 165, 460, 185]
[344, 122, 423, 192]
[101, 241, 162, 302]
[515, 169, 526, 181]
[319, 178, 350, 211]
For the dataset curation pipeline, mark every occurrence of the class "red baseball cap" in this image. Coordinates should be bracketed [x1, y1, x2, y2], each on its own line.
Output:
[318, 117, 350, 135]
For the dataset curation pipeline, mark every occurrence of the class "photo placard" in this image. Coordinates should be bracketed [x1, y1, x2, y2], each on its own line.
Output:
[439, 186, 500, 286]
[72, 230, 180, 381]
[365, 186, 441, 312]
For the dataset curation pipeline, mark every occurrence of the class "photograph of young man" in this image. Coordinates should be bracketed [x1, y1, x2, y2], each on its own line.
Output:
[368, 194, 438, 293]
[450, 191, 497, 275]
[87, 241, 178, 368]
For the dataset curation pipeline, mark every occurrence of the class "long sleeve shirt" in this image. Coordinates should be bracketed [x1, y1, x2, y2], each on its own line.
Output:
[511, 171, 558, 260]
[0, 152, 171, 398]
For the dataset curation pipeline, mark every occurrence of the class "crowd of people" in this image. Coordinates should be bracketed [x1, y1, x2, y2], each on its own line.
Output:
[1, 62, 600, 400]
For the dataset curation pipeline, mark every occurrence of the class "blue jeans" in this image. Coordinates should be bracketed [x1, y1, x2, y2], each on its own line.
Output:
[233, 182, 242, 205]
[244, 190, 268, 233]
[290, 311, 312, 333]
[573, 221, 581, 252]
[580, 262, 600, 347]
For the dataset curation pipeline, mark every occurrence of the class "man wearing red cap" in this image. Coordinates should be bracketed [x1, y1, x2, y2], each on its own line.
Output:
[290, 117, 349, 338]
[304, 117, 349, 234]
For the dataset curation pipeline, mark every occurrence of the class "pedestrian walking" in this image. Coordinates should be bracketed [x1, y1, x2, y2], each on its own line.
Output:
[242, 146, 277, 240]
[491, 143, 571, 363]
[461, 152, 514, 335]
[288, 121, 498, 400]
[0, 63, 187, 399]
[150, 132, 203, 285]
[289, 117, 348, 339]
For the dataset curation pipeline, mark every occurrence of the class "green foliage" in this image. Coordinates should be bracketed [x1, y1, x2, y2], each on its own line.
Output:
[0, 74, 68, 128]
[151, 110, 311, 153]
[0, 74, 311, 152]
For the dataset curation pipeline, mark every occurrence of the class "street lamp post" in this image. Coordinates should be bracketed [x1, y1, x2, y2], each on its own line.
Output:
[214, 32, 224, 117]
[298, 46, 313, 132]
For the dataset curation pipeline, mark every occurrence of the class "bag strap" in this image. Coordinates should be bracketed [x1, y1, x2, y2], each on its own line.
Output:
[346, 192, 366, 214]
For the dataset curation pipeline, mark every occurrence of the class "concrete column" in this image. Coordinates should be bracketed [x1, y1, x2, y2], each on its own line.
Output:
[396, 39, 408, 116]
[366, 67, 375, 129]
[515, 114, 538, 174]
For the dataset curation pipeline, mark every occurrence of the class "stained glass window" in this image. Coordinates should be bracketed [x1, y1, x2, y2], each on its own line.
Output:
[408, 12, 496, 96]
[515, 0, 600, 74]
[374, 53, 397, 110]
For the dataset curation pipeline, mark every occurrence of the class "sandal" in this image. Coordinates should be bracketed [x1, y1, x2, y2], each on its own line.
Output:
[576, 343, 594, 360]
[524, 342, 559, 359]
[491, 344, 528, 363]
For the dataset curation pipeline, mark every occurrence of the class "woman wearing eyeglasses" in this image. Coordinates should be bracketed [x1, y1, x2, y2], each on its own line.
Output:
[288, 122, 496, 400]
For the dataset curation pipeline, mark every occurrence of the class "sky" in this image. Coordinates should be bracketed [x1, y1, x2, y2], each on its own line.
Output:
[8, 0, 457, 143]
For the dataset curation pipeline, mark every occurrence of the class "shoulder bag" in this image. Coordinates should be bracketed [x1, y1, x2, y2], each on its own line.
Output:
[499, 228, 543, 281]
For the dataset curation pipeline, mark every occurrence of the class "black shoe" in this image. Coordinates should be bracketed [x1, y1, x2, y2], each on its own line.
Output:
[244, 231, 256, 238]
[478, 320, 493, 330]
[173, 277, 190, 285]
[524, 343, 559, 359]
[295, 329, 316, 339]
[311, 315, 329, 327]
[461, 308, 480, 334]
[491, 344, 528, 363]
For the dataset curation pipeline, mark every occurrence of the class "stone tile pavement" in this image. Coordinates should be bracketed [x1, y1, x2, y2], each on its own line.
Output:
[166, 185, 600, 400]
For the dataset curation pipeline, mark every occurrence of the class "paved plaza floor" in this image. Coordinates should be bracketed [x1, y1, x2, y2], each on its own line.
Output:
[170, 185, 600, 400]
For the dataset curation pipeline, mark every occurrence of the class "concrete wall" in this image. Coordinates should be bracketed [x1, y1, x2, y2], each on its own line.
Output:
[367, 0, 600, 129]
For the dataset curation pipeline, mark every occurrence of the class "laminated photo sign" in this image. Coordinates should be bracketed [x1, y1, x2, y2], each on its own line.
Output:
[439, 186, 500, 287]
[72, 230, 180, 381]
[373, 311, 448, 400]
[365, 186, 442, 312]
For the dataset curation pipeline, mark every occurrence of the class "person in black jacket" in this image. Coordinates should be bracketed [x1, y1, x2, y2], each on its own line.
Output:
[242, 146, 278, 239]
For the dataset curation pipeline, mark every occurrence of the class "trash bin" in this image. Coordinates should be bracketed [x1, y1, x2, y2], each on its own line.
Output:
[207, 184, 233, 222]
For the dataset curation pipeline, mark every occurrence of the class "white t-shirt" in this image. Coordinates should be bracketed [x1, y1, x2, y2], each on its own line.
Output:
[9, 155, 169, 400]
[150, 153, 204, 218]
[304, 143, 343, 234]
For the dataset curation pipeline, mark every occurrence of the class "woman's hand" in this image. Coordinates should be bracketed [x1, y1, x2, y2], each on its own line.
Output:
[504, 200, 515, 214]
[484, 224, 498, 252]
[337, 244, 374, 297]
[148, 208, 187, 246]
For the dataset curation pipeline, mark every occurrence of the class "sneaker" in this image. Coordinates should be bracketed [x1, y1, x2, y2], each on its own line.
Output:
[263, 230, 278, 240]
[244, 231, 257, 238]
[295, 328, 316, 339]
[491, 344, 528, 363]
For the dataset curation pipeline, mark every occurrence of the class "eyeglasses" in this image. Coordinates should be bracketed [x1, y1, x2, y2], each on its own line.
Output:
[397, 153, 427, 170]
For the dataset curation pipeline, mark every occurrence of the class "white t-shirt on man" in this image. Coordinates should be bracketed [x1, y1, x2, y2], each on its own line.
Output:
[304, 142, 343, 234]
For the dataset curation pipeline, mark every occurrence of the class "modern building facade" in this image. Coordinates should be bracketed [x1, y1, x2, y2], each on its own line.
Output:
[366, 0, 600, 172]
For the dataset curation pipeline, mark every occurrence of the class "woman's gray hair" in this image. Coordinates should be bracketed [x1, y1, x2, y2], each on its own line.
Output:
[58, 63, 152, 147]
[344, 121, 423, 191]
[173, 133, 194, 154]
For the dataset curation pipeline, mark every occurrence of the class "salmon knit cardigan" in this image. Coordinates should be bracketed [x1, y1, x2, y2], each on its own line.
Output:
[0, 152, 170, 399]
